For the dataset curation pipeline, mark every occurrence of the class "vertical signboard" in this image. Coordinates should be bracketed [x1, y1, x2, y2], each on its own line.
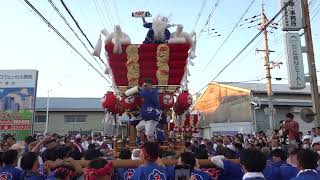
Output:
[0, 70, 38, 140]
[281, 0, 303, 31]
[284, 33, 306, 89]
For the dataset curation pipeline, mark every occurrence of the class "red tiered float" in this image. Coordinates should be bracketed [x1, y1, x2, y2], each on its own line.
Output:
[103, 42, 198, 143]
[105, 43, 190, 91]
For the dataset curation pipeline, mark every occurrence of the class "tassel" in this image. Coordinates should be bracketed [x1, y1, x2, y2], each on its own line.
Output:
[188, 59, 194, 66]
[189, 36, 197, 59]
[101, 28, 109, 37]
[187, 67, 191, 76]
[92, 35, 102, 58]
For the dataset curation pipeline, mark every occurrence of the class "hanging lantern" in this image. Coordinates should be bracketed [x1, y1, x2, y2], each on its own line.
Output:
[159, 93, 174, 110]
[101, 92, 118, 114]
[121, 95, 141, 110]
[174, 91, 192, 115]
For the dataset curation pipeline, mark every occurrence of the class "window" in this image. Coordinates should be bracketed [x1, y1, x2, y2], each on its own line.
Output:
[64, 115, 87, 123]
[68, 131, 91, 136]
[34, 115, 46, 123]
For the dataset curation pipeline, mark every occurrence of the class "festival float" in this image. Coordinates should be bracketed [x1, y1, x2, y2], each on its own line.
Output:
[93, 12, 200, 149]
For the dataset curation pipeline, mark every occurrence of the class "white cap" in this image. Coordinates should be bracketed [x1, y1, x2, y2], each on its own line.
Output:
[131, 149, 141, 160]
[302, 135, 312, 141]
[227, 144, 236, 151]
[76, 134, 81, 139]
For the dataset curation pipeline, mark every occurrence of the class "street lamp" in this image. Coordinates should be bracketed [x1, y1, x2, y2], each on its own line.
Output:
[44, 89, 52, 134]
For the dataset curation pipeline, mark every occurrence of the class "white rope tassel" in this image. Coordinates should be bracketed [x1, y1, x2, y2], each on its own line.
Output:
[187, 67, 191, 76]
[101, 28, 109, 37]
[188, 58, 194, 66]
[92, 35, 102, 58]
[189, 32, 197, 59]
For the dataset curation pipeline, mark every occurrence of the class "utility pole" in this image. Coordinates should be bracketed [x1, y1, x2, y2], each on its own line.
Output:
[301, 0, 320, 127]
[261, 4, 274, 131]
[45, 90, 51, 134]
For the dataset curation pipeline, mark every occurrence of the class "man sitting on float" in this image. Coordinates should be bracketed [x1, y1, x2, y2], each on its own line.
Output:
[142, 15, 171, 44]
[135, 79, 162, 143]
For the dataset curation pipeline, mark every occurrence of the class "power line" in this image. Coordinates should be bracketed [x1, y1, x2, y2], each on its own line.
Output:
[113, 0, 121, 25]
[198, 0, 221, 36]
[60, 0, 94, 49]
[48, 0, 105, 70]
[92, 0, 110, 28]
[192, 0, 207, 30]
[59, 0, 106, 66]
[22, 0, 111, 85]
[101, 0, 116, 26]
[203, 0, 294, 89]
[201, 0, 256, 72]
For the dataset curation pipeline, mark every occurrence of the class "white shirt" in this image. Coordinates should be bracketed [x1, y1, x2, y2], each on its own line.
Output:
[81, 141, 89, 150]
[242, 172, 265, 180]
[312, 136, 320, 146]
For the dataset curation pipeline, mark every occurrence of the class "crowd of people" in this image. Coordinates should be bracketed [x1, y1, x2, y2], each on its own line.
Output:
[0, 113, 319, 179]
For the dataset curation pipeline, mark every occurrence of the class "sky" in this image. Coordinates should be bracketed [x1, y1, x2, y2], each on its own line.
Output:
[1, 0, 320, 98]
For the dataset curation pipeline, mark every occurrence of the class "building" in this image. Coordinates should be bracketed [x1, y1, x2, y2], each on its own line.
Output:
[33, 97, 114, 136]
[192, 82, 318, 139]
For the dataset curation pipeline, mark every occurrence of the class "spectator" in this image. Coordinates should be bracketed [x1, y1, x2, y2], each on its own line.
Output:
[131, 149, 141, 160]
[3, 134, 16, 147]
[195, 144, 208, 159]
[131, 142, 168, 180]
[184, 141, 192, 153]
[83, 148, 103, 161]
[284, 113, 299, 146]
[271, 139, 281, 150]
[84, 158, 112, 180]
[0, 141, 10, 152]
[116, 148, 135, 180]
[20, 152, 45, 179]
[311, 127, 320, 146]
[240, 149, 266, 180]
[291, 149, 320, 180]
[24, 136, 36, 152]
[0, 149, 22, 179]
[302, 136, 312, 149]
[172, 151, 211, 179]
[263, 149, 297, 180]
[287, 149, 299, 168]
[210, 147, 243, 180]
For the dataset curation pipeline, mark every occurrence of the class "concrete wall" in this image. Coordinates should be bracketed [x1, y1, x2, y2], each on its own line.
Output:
[32, 111, 114, 136]
[194, 84, 252, 124]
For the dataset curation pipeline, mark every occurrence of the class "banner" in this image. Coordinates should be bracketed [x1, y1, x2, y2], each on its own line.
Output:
[284, 33, 306, 89]
[0, 70, 38, 140]
[280, 0, 302, 31]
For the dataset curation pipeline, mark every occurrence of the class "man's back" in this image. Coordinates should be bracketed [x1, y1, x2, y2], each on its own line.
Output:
[191, 169, 211, 180]
[0, 165, 22, 180]
[291, 170, 320, 180]
[131, 162, 167, 180]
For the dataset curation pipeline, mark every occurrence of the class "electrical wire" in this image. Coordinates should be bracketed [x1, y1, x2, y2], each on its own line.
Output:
[194, 0, 294, 95]
[92, 0, 110, 28]
[59, 0, 106, 66]
[198, 0, 221, 36]
[60, 0, 93, 49]
[101, 0, 116, 26]
[23, 0, 112, 85]
[192, 0, 207, 31]
[201, 0, 256, 72]
[113, 0, 121, 25]
[48, 0, 105, 70]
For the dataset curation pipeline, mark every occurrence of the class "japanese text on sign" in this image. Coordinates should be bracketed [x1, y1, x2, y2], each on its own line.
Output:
[281, 0, 302, 31]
